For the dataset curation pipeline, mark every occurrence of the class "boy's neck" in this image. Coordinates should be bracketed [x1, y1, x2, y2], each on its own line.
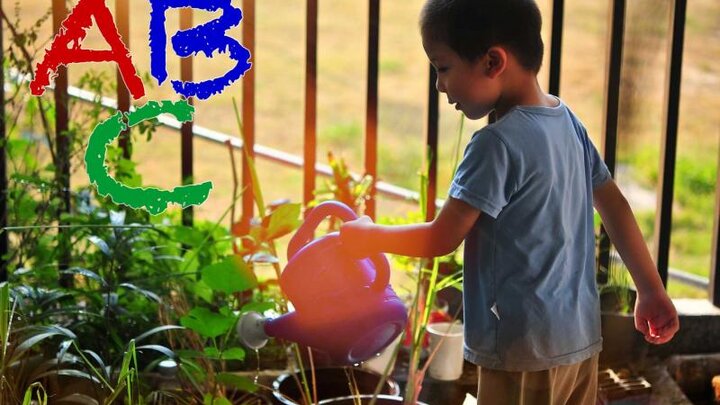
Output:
[493, 74, 557, 120]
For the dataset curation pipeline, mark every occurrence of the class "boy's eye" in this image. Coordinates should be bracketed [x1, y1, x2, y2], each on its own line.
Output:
[435, 66, 449, 74]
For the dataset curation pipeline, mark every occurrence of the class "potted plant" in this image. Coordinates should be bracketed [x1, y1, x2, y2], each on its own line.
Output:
[597, 235, 646, 367]
[273, 367, 400, 405]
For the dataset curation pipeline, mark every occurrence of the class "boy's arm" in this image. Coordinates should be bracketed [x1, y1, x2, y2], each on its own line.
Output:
[593, 179, 679, 344]
[339, 197, 481, 258]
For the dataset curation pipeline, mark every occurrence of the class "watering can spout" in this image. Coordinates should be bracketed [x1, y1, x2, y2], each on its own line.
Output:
[238, 311, 315, 351]
[237, 311, 270, 350]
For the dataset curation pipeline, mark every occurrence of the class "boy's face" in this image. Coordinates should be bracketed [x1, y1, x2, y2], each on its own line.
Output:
[422, 38, 501, 120]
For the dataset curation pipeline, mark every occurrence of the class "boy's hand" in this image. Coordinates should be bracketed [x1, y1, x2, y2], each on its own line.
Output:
[633, 290, 679, 344]
[339, 215, 377, 258]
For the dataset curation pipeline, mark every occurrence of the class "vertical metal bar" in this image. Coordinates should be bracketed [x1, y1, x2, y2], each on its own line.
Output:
[597, 0, 625, 283]
[548, 0, 564, 96]
[425, 67, 439, 221]
[601, 0, 624, 187]
[116, 0, 131, 159]
[304, 0, 317, 212]
[654, 0, 687, 287]
[0, 1, 7, 282]
[242, 0, 256, 223]
[53, 0, 72, 287]
[365, 0, 380, 219]
[180, 8, 194, 227]
[712, 144, 720, 306]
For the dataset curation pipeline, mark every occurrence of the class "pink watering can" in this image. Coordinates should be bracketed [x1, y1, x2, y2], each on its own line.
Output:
[238, 201, 408, 364]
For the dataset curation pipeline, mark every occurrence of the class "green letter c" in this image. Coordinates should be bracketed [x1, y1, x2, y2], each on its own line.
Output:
[85, 99, 213, 215]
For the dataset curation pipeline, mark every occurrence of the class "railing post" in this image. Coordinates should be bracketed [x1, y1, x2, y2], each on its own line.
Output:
[53, 0, 72, 287]
[548, 0, 564, 96]
[654, 0, 687, 287]
[712, 145, 720, 306]
[304, 0, 318, 213]
[180, 8, 194, 227]
[365, 0, 380, 219]
[116, 0, 131, 159]
[598, 0, 625, 283]
[0, 0, 7, 281]
[425, 67, 439, 222]
[241, 0, 256, 225]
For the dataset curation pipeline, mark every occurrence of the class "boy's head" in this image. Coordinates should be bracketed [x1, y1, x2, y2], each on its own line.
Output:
[420, 0, 544, 119]
[421, 0, 544, 71]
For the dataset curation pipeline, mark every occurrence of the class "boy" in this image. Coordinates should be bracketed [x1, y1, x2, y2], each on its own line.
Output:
[339, 0, 679, 403]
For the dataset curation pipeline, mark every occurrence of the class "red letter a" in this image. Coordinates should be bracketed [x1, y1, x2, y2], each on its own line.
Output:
[30, 0, 145, 99]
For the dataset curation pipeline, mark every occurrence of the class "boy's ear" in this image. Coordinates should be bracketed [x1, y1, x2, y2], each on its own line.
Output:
[485, 47, 507, 78]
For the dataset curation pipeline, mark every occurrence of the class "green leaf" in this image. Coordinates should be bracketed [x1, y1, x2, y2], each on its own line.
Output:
[87, 235, 111, 256]
[180, 307, 236, 338]
[201, 256, 257, 294]
[221, 347, 245, 361]
[203, 347, 221, 359]
[173, 226, 205, 246]
[203, 394, 232, 405]
[175, 349, 206, 359]
[265, 203, 301, 240]
[60, 267, 106, 286]
[193, 280, 214, 303]
[0, 283, 10, 352]
[215, 372, 257, 393]
[119, 283, 161, 303]
[134, 325, 185, 343]
[240, 301, 275, 314]
[82, 350, 107, 376]
[22, 382, 47, 405]
[136, 344, 175, 359]
[16, 196, 37, 223]
[14, 326, 77, 361]
[35, 369, 100, 384]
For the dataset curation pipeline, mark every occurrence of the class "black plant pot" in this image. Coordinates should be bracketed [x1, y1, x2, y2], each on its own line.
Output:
[273, 367, 400, 405]
[318, 394, 428, 405]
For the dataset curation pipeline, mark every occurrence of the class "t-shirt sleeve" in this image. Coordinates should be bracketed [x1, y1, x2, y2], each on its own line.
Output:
[588, 140, 612, 188]
[448, 129, 516, 219]
[569, 111, 612, 188]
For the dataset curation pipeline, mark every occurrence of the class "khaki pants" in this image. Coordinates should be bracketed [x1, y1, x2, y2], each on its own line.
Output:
[477, 354, 599, 405]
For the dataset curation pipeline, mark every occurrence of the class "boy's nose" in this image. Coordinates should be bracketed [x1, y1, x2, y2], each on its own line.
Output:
[435, 78, 446, 93]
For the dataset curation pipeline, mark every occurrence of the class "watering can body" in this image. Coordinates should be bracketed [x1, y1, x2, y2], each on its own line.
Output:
[240, 201, 407, 364]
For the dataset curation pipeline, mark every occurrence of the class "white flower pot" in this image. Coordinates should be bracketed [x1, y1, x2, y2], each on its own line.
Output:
[426, 322, 464, 381]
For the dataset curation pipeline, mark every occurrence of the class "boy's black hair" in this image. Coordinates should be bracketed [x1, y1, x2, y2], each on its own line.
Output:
[421, 0, 544, 72]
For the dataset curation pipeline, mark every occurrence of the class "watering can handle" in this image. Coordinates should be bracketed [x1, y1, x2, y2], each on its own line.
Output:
[287, 201, 390, 292]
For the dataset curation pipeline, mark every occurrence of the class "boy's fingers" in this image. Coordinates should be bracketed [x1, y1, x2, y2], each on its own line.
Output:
[645, 316, 679, 344]
[656, 316, 680, 337]
[634, 317, 650, 335]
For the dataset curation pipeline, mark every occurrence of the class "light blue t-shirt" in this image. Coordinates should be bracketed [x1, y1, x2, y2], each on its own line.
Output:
[448, 98, 611, 371]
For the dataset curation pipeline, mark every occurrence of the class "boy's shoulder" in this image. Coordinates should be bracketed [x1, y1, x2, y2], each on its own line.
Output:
[475, 98, 585, 143]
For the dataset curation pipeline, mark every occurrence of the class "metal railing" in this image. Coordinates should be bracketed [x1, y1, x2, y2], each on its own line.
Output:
[0, 0, 717, 305]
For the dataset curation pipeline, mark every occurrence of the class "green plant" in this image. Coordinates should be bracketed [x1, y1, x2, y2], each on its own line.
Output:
[311, 151, 373, 231]
[0, 282, 78, 403]
[599, 253, 635, 314]
[145, 100, 306, 404]
[2, 2, 159, 284]
[400, 178, 461, 405]
[595, 213, 635, 314]
[399, 114, 467, 404]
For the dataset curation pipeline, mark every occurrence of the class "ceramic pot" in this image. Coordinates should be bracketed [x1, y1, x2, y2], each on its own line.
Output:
[273, 367, 400, 405]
